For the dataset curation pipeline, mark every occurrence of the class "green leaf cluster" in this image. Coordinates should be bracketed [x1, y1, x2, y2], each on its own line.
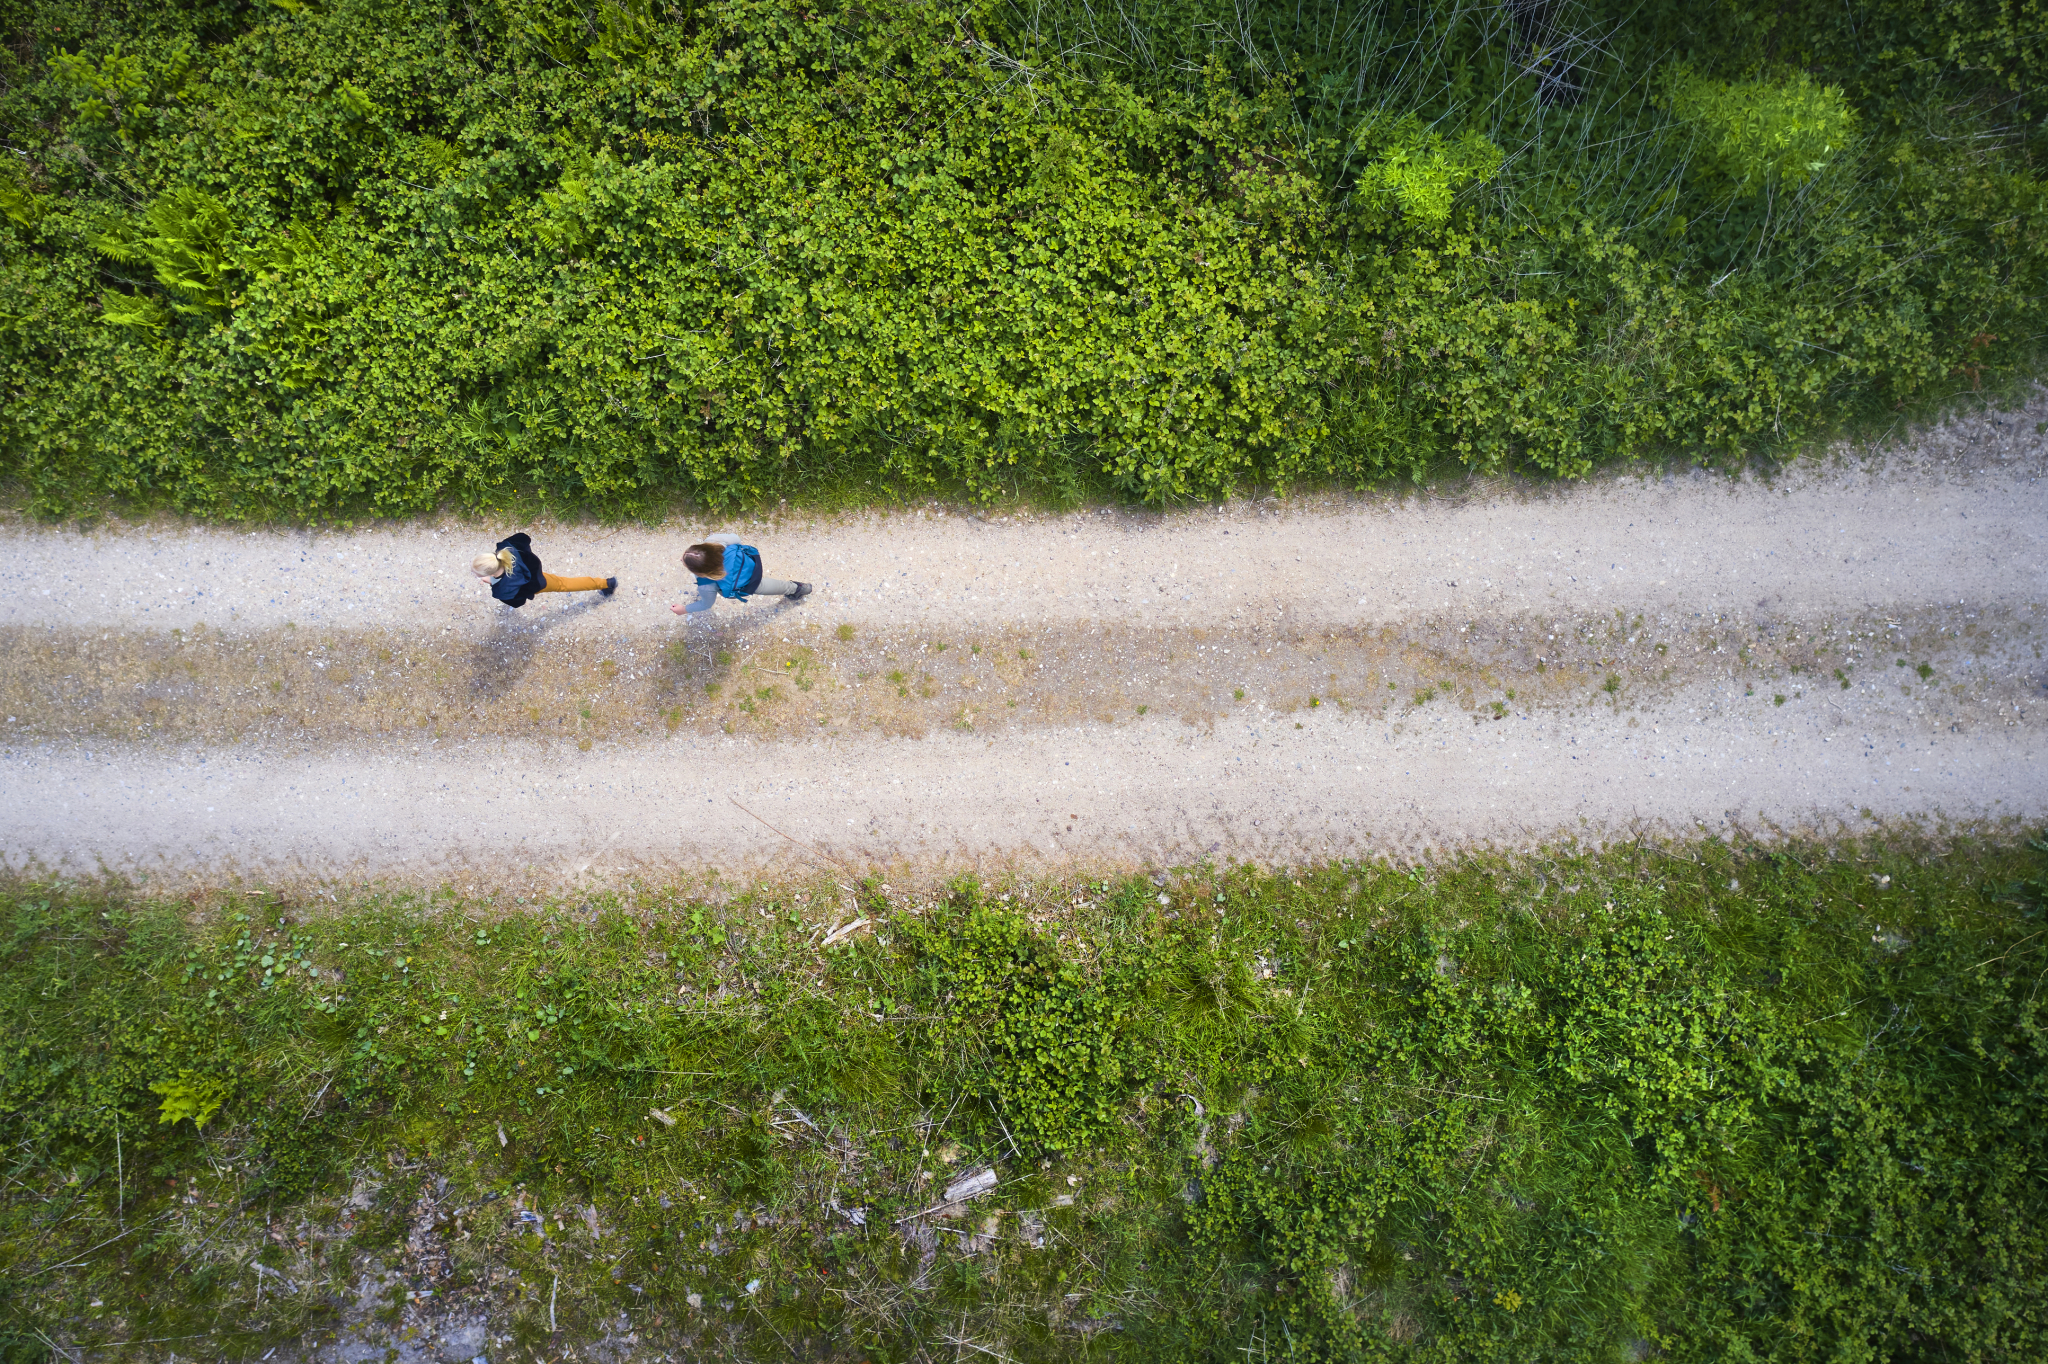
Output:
[147, 1070, 228, 1129]
[907, 894, 1128, 1154]
[1352, 114, 1505, 230]
[1668, 71, 1858, 190]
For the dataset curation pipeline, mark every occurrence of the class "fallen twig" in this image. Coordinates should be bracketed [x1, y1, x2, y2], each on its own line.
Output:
[23, 1213, 167, 1277]
[821, 917, 872, 948]
[728, 797, 858, 875]
[298, 1072, 336, 1123]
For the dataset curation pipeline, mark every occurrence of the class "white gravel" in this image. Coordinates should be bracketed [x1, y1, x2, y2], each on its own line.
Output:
[5, 676, 2041, 885]
[6, 446, 2041, 639]
[3, 396, 2044, 885]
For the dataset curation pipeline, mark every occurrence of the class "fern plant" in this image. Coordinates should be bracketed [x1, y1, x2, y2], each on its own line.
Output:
[93, 186, 239, 312]
[94, 187, 322, 322]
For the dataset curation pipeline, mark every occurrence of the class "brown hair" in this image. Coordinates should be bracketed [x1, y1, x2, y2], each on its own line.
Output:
[683, 542, 725, 576]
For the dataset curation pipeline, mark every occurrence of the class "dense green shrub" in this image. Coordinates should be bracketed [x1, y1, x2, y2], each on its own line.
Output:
[0, 0, 2042, 517]
[1667, 70, 1858, 190]
[1173, 876, 2048, 1360]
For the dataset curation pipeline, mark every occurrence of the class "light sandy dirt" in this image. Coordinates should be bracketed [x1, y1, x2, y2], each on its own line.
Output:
[3, 398, 2045, 886]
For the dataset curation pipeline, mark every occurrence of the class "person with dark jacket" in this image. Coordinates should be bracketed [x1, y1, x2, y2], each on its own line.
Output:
[472, 533, 616, 607]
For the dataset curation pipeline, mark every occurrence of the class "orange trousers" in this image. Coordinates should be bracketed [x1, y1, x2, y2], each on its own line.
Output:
[541, 573, 608, 593]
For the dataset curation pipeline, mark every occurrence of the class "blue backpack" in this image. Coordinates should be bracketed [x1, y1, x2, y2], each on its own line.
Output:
[702, 543, 763, 600]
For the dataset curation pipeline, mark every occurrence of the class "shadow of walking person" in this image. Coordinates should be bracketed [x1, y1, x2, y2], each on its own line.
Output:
[650, 601, 813, 724]
[467, 596, 607, 700]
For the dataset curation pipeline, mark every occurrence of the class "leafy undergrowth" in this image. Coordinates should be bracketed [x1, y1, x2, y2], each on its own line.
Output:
[4, 0, 2046, 519]
[2, 837, 2045, 1361]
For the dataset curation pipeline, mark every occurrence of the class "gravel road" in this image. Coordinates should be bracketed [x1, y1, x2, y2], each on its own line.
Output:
[3, 398, 2044, 886]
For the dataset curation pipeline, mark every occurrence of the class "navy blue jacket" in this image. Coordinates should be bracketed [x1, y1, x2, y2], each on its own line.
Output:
[492, 533, 545, 608]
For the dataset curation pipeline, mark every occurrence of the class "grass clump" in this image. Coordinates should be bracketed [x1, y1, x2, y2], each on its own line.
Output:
[1, 838, 2045, 1359]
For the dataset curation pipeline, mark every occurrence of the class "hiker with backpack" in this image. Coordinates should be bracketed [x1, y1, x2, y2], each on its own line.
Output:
[472, 532, 617, 607]
[670, 532, 812, 618]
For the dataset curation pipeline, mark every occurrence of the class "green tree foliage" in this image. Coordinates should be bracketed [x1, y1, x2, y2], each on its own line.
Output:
[0, 0, 2041, 517]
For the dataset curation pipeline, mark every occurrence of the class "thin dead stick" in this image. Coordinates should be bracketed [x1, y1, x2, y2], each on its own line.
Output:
[821, 917, 872, 948]
[891, 1172, 1036, 1225]
[1393, 1083, 1504, 1104]
[1969, 930, 2044, 971]
[746, 1296, 804, 1359]
[299, 1072, 335, 1123]
[727, 797, 859, 875]
[993, 1109, 1022, 1162]
[892, 1198, 963, 1226]
[24, 1216, 158, 1276]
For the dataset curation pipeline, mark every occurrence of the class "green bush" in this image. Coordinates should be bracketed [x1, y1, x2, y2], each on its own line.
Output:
[0, 0, 2042, 517]
[1175, 879, 2048, 1360]
[147, 1070, 228, 1129]
[1668, 70, 1859, 189]
[1351, 114, 1507, 231]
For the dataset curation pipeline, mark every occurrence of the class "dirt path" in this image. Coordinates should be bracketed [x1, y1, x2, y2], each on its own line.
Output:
[3, 399, 2045, 885]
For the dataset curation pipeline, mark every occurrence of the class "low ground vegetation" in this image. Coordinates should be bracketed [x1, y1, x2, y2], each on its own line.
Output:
[2, 836, 2044, 1360]
[0, 0, 2043, 518]
[2, 603, 2000, 750]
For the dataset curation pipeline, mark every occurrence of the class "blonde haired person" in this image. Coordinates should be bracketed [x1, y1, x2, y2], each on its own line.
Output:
[473, 532, 616, 609]
[670, 532, 811, 617]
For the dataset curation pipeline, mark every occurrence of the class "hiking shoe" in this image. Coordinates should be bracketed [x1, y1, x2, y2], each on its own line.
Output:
[785, 582, 813, 602]
[601, 576, 618, 597]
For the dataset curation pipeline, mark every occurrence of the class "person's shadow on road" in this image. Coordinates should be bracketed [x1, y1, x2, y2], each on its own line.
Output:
[653, 597, 815, 703]
[467, 595, 609, 701]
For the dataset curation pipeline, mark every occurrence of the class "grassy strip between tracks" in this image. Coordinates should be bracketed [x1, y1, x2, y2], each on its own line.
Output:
[2, 836, 2046, 1363]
